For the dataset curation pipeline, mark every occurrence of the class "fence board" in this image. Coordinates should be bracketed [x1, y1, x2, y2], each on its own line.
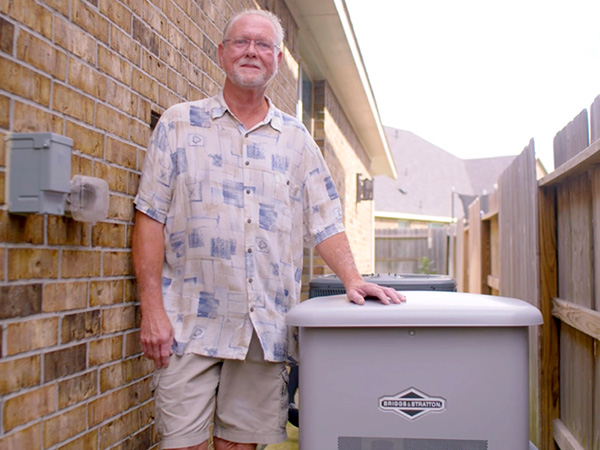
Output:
[455, 219, 467, 292]
[560, 323, 594, 448]
[467, 197, 490, 294]
[591, 166, 600, 450]
[374, 228, 448, 274]
[553, 109, 590, 168]
[556, 143, 595, 449]
[497, 140, 541, 444]
[591, 95, 600, 144]
[538, 185, 560, 450]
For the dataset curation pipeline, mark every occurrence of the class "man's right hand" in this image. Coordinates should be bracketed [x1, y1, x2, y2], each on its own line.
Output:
[140, 308, 174, 369]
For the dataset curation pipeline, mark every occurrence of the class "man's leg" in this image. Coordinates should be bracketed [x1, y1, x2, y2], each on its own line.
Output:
[213, 436, 256, 449]
[213, 333, 288, 446]
[168, 443, 210, 450]
[153, 354, 221, 449]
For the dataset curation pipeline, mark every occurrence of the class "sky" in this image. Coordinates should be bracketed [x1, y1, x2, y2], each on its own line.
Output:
[344, 0, 600, 171]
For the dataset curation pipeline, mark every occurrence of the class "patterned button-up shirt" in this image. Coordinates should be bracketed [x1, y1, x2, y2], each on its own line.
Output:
[134, 92, 344, 362]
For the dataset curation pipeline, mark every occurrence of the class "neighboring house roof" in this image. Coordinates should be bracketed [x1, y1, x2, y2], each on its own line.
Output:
[284, 0, 397, 178]
[375, 127, 517, 220]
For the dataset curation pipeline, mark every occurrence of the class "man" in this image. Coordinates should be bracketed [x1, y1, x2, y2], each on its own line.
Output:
[131, 9, 406, 450]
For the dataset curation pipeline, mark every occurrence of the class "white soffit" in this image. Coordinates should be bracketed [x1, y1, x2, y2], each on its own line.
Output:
[284, 0, 397, 178]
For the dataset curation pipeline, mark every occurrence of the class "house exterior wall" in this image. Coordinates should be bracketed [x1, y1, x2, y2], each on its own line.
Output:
[0, 0, 375, 448]
[313, 81, 375, 274]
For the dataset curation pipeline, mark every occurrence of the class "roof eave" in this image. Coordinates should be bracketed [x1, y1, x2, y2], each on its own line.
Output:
[283, 0, 397, 178]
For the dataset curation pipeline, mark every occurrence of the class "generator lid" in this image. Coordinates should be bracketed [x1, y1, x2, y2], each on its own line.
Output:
[285, 291, 543, 328]
[309, 273, 456, 291]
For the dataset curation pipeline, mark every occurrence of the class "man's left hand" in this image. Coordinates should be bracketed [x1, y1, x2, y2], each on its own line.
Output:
[345, 280, 407, 305]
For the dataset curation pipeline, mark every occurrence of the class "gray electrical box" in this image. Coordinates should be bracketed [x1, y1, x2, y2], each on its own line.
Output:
[7, 132, 73, 214]
[286, 291, 543, 449]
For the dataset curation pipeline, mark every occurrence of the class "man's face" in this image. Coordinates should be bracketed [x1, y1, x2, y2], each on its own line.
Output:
[218, 15, 282, 90]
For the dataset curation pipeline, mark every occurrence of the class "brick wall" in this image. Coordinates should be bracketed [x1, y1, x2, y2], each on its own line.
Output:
[313, 81, 375, 275]
[0, 0, 377, 447]
[0, 1, 300, 448]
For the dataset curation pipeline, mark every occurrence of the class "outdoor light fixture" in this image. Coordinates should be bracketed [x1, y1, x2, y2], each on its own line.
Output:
[356, 173, 374, 202]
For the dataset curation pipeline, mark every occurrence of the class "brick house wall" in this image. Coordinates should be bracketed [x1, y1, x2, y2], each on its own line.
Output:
[0, 0, 377, 448]
[312, 81, 375, 276]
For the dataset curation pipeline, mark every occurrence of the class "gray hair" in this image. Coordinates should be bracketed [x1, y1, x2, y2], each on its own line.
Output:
[223, 9, 285, 48]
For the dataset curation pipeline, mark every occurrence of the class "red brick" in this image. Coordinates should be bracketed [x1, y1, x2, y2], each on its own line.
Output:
[0, 16, 15, 54]
[66, 121, 104, 158]
[167, 68, 189, 98]
[90, 279, 124, 306]
[132, 68, 158, 102]
[72, 0, 109, 43]
[128, 170, 141, 195]
[106, 80, 138, 116]
[95, 103, 131, 140]
[42, 404, 87, 448]
[99, 0, 132, 32]
[17, 30, 67, 80]
[44, 344, 87, 381]
[89, 335, 123, 365]
[110, 25, 140, 65]
[7, 248, 59, 280]
[94, 161, 128, 193]
[2, 0, 52, 39]
[70, 153, 93, 177]
[102, 305, 136, 333]
[0, 423, 42, 450]
[98, 45, 132, 85]
[141, 48, 167, 81]
[129, 117, 152, 147]
[61, 250, 101, 278]
[13, 101, 63, 134]
[68, 56, 107, 99]
[56, 429, 98, 450]
[133, 16, 159, 56]
[0, 210, 44, 244]
[0, 94, 9, 129]
[47, 215, 92, 246]
[53, 83, 95, 124]
[124, 330, 142, 357]
[4, 384, 57, 431]
[58, 371, 97, 409]
[43, 281, 88, 313]
[0, 355, 41, 395]
[104, 136, 137, 169]
[108, 195, 136, 222]
[0, 56, 51, 106]
[6, 317, 59, 355]
[61, 310, 101, 343]
[54, 16, 97, 65]
[89, 389, 123, 426]
[0, 283, 42, 319]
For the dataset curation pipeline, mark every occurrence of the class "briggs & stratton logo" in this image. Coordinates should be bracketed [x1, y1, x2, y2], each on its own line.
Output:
[379, 387, 446, 420]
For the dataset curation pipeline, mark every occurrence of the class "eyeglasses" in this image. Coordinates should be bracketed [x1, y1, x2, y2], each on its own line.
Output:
[223, 38, 280, 54]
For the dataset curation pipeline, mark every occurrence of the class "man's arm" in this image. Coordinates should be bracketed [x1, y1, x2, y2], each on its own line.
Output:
[131, 210, 174, 368]
[315, 232, 406, 305]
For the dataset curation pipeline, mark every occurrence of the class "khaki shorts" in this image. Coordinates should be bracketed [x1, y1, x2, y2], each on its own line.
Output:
[152, 332, 289, 449]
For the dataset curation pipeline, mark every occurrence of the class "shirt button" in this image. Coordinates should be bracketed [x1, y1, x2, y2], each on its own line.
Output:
[247, 218, 252, 223]
[250, 306, 255, 313]
[245, 161, 250, 166]
[246, 189, 251, 194]
[247, 248, 252, 253]
[248, 278, 253, 283]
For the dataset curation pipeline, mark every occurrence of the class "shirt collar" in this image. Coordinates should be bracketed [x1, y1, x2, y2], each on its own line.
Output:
[211, 91, 283, 132]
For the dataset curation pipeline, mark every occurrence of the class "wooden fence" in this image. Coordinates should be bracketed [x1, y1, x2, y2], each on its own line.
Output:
[454, 95, 600, 450]
[375, 227, 449, 274]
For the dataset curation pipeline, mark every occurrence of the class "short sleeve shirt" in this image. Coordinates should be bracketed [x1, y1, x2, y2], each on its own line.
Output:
[134, 92, 344, 362]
